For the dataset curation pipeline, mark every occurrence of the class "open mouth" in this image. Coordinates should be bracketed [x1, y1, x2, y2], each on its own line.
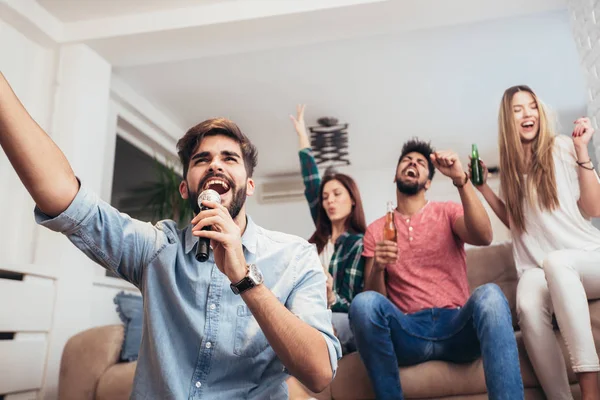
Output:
[202, 177, 231, 195]
[521, 121, 535, 129]
[404, 167, 418, 178]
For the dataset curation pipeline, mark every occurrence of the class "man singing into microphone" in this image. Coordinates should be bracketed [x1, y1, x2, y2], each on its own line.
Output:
[0, 72, 340, 399]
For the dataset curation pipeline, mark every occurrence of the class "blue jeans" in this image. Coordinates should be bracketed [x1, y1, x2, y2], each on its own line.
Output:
[348, 284, 524, 400]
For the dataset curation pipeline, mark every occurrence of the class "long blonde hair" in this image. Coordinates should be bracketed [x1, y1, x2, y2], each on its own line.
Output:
[498, 85, 558, 232]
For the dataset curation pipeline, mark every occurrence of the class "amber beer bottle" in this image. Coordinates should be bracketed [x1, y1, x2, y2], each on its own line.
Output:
[383, 201, 397, 242]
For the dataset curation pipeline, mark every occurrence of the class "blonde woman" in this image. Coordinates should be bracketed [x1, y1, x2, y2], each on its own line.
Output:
[474, 85, 600, 400]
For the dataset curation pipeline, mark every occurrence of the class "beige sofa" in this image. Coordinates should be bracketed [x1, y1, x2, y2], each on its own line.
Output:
[59, 242, 600, 399]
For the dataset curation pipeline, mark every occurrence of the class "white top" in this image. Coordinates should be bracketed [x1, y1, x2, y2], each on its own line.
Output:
[509, 135, 600, 274]
[319, 240, 335, 271]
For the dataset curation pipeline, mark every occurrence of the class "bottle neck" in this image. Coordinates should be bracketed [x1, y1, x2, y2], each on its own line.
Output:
[386, 202, 395, 214]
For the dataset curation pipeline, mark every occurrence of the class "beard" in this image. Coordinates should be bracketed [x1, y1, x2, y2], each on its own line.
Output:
[225, 186, 247, 220]
[187, 184, 247, 220]
[396, 177, 427, 196]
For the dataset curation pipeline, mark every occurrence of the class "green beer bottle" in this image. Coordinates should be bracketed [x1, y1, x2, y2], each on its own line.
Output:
[470, 144, 484, 186]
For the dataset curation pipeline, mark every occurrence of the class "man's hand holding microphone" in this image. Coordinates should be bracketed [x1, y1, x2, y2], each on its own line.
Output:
[191, 189, 247, 284]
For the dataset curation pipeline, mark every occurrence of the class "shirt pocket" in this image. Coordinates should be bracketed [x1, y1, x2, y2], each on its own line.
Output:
[233, 304, 270, 357]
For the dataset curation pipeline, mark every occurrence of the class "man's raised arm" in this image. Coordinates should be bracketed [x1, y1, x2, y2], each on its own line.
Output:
[0, 72, 79, 217]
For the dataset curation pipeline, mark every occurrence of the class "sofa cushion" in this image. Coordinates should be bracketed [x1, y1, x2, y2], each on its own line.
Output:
[58, 325, 125, 400]
[287, 377, 331, 400]
[329, 300, 600, 400]
[96, 361, 136, 400]
[466, 242, 518, 328]
[591, 299, 600, 358]
[114, 291, 143, 362]
[330, 333, 540, 400]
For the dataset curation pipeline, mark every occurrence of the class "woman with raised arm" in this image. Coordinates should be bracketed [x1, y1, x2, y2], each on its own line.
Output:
[289, 104, 366, 354]
[474, 85, 600, 400]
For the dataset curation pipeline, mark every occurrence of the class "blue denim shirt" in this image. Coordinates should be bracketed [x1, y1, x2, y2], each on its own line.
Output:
[35, 185, 341, 399]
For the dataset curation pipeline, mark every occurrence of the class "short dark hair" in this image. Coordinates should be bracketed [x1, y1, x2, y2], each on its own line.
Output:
[177, 118, 258, 179]
[398, 138, 435, 180]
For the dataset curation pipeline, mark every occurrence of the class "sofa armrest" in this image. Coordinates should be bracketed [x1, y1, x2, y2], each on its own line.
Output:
[58, 324, 125, 400]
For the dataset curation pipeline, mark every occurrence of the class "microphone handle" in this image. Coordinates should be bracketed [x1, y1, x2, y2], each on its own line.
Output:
[196, 234, 210, 262]
[195, 204, 212, 262]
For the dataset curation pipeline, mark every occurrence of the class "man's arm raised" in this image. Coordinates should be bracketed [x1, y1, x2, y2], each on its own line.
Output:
[431, 150, 493, 246]
[0, 72, 79, 217]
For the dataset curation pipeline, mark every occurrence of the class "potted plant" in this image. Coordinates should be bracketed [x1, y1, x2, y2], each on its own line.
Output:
[130, 159, 193, 228]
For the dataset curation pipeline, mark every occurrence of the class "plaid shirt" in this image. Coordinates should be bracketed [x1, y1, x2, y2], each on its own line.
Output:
[299, 148, 365, 313]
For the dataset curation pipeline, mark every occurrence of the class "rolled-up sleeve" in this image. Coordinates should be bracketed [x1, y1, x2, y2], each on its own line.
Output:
[35, 184, 167, 287]
[286, 243, 342, 377]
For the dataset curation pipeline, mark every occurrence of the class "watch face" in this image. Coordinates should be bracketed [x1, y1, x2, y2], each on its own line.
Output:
[248, 264, 264, 285]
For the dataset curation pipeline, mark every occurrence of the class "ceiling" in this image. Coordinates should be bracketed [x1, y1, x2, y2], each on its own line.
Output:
[113, 9, 587, 177]
[15, 0, 586, 178]
[36, 0, 224, 22]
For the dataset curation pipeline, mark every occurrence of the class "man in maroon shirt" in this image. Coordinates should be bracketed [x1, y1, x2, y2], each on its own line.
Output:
[349, 139, 523, 400]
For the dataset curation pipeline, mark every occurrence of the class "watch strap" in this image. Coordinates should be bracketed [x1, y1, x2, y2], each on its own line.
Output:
[230, 276, 256, 295]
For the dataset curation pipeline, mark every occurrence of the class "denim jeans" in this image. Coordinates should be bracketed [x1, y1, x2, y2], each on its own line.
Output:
[348, 283, 524, 400]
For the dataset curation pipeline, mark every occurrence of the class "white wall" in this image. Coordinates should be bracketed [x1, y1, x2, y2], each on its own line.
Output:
[247, 165, 511, 244]
[0, 18, 55, 265]
[116, 10, 587, 179]
[0, 20, 140, 400]
[242, 10, 587, 246]
[566, 0, 600, 230]
[567, 0, 600, 155]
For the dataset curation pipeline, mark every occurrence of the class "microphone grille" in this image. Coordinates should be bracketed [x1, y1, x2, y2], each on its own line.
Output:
[197, 189, 222, 209]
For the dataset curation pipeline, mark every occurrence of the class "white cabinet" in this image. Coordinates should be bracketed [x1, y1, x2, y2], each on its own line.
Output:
[0, 265, 57, 399]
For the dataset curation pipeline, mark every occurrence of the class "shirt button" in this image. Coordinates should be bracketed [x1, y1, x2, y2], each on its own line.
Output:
[206, 342, 212, 349]
[406, 219, 410, 223]
[195, 381, 202, 388]
[209, 304, 216, 310]
[409, 226, 413, 231]
[409, 237, 413, 241]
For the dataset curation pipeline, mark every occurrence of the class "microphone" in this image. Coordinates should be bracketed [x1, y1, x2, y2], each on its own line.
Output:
[195, 189, 222, 262]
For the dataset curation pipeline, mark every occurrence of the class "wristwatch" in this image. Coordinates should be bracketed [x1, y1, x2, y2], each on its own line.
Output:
[230, 264, 264, 295]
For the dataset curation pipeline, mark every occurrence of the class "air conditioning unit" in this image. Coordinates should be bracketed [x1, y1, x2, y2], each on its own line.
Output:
[258, 177, 305, 204]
